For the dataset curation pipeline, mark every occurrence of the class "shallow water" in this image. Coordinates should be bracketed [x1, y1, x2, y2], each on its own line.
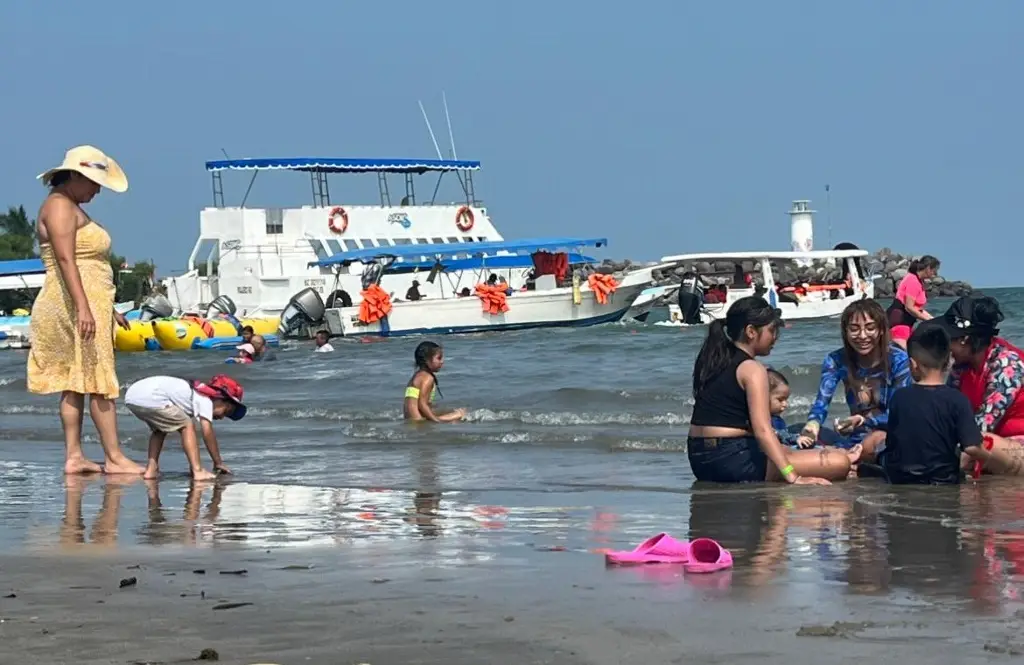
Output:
[3, 290, 1024, 621]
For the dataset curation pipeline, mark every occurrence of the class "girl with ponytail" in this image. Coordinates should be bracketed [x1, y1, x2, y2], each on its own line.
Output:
[404, 341, 466, 423]
[887, 254, 940, 348]
[688, 296, 860, 484]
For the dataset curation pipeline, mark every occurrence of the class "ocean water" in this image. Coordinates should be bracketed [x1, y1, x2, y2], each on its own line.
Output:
[3, 290, 1024, 618]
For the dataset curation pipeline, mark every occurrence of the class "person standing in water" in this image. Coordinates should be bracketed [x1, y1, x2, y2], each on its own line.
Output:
[687, 296, 859, 484]
[887, 255, 940, 349]
[404, 341, 466, 423]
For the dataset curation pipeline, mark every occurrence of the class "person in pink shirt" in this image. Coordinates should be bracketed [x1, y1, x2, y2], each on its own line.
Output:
[886, 255, 940, 349]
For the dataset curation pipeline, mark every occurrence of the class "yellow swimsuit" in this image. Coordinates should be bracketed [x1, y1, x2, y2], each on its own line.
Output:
[405, 386, 437, 403]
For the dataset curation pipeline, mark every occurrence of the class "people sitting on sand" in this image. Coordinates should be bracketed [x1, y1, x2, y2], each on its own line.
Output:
[936, 296, 1024, 476]
[882, 323, 990, 484]
[887, 255, 940, 349]
[403, 341, 466, 423]
[796, 299, 911, 462]
[687, 296, 859, 484]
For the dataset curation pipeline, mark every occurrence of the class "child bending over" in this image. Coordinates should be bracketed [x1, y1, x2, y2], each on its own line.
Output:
[125, 374, 247, 480]
[882, 323, 990, 484]
[404, 341, 466, 423]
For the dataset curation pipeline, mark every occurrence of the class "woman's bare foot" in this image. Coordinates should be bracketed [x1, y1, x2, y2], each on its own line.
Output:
[191, 468, 217, 482]
[104, 456, 145, 475]
[845, 444, 864, 479]
[65, 456, 103, 475]
[143, 465, 160, 480]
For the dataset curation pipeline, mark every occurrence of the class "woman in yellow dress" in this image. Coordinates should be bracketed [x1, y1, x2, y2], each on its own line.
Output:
[27, 146, 143, 475]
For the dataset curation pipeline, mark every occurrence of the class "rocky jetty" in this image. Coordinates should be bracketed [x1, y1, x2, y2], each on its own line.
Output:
[598, 248, 973, 299]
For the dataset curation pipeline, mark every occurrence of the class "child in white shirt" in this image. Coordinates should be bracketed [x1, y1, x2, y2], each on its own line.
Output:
[124, 374, 247, 480]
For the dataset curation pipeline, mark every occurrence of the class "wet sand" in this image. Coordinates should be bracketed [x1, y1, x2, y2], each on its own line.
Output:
[3, 537, 1024, 665]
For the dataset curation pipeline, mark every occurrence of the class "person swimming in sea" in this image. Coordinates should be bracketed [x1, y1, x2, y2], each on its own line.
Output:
[404, 341, 466, 423]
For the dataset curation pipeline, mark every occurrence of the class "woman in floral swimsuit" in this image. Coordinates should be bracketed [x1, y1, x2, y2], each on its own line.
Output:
[936, 296, 1024, 475]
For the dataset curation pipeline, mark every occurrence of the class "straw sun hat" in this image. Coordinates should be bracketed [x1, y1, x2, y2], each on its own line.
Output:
[37, 145, 128, 193]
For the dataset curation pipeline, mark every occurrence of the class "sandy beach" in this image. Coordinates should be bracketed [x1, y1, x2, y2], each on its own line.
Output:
[3, 533, 1024, 665]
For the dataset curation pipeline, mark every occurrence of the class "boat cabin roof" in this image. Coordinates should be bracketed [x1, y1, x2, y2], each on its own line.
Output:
[313, 237, 608, 268]
[660, 249, 870, 263]
[385, 252, 596, 274]
[205, 157, 481, 175]
[0, 258, 45, 291]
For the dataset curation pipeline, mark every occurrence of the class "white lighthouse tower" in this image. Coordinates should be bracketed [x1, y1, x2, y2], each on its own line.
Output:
[788, 200, 815, 253]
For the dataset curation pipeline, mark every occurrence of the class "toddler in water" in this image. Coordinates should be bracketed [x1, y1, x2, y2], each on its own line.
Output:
[767, 368, 804, 448]
[404, 341, 466, 422]
[124, 374, 247, 480]
[882, 323, 990, 484]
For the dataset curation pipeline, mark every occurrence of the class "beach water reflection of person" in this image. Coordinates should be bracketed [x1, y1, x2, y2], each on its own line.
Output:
[27, 146, 143, 475]
[797, 299, 911, 462]
[687, 296, 858, 484]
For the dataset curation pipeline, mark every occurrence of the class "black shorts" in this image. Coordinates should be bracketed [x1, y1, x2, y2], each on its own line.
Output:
[687, 435, 768, 483]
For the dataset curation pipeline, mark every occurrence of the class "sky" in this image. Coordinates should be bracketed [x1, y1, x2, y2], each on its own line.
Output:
[2, 1, 1021, 286]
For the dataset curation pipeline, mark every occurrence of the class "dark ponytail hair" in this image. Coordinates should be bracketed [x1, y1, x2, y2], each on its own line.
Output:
[413, 341, 444, 397]
[908, 255, 940, 276]
[692, 296, 780, 397]
[966, 296, 1004, 354]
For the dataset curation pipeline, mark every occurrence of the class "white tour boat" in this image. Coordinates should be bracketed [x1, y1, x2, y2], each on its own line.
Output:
[162, 156, 523, 317]
[277, 238, 659, 338]
[658, 249, 874, 325]
[0, 258, 45, 349]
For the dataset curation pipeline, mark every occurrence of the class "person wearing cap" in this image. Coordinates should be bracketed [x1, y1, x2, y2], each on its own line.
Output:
[124, 375, 247, 481]
[934, 296, 1024, 475]
[26, 146, 144, 476]
[228, 342, 256, 364]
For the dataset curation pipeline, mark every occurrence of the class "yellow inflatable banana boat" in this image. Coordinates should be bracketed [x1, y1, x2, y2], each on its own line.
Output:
[116, 316, 280, 352]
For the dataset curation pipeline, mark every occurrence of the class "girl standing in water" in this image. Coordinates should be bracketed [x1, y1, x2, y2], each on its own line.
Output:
[688, 296, 859, 484]
[887, 255, 940, 349]
[404, 341, 466, 423]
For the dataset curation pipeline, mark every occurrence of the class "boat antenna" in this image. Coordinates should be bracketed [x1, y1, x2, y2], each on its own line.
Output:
[418, 100, 444, 160]
[825, 183, 832, 247]
[220, 148, 231, 159]
[443, 91, 458, 160]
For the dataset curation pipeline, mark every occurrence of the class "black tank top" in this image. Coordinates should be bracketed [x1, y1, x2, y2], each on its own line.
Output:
[691, 346, 754, 429]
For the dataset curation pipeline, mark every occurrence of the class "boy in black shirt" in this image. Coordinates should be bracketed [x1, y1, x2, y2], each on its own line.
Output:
[883, 323, 990, 484]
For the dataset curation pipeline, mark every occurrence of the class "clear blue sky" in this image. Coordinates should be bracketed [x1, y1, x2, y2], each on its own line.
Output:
[2, 1, 1021, 286]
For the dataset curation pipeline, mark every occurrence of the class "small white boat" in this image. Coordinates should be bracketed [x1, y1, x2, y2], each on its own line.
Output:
[280, 238, 658, 338]
[657, 249, 874, 325]
[0, 258, 45, 349]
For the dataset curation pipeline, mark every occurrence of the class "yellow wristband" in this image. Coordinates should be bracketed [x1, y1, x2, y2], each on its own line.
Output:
[781, 464, 795, 477]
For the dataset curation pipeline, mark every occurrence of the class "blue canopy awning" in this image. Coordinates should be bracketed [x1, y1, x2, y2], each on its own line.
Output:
[0, 258, 44, 277]
[205, 157, 481, 174]
[384, 252, 596, 274]
[313, 237, 608, 268]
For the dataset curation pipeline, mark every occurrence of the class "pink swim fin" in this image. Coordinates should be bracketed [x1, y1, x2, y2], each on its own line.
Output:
[604, 533, 691, 565]
[683, 537, 733, 574]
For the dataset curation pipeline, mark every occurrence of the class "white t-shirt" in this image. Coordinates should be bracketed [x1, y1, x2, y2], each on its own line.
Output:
[125, 376, 214, 423]
[315, 343, 334, 353]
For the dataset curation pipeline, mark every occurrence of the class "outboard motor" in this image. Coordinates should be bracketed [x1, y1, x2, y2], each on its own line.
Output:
[205, 295, 237, 319]
[138, 294, 174, 322]
[677, 271, 705, 325]
[278, 288, 326, 337]
[361, 263, 384, 290]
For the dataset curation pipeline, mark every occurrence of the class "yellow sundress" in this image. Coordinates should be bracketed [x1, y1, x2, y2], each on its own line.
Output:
[26, 221, 119, 399]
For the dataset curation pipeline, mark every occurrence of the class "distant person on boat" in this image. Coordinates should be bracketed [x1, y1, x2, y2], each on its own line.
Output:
[314, 330, 334, 353]
[688, 296, 859, 484]
[458, 287, 472, 297]
[887, 255, 940, 349]
[27, 145, 143, 476]
[936, 296, 1024, 476]
[405, 280, 424, 302]
[796, 299, 911, 460]
[404, 341, 466, 423]
[732, 263, 753, 288]
[882, 323, 990, 484]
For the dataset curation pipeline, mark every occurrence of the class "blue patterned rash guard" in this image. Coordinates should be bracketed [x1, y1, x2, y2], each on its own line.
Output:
[806, 343, 912, 444]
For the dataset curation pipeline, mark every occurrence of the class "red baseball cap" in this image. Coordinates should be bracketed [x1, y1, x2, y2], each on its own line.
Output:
[195, 375, 247, 420]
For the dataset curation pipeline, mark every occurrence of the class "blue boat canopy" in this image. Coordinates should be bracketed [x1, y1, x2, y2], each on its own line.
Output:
[385, 252, 596, 274]
[0, 258, 45, 277]
[205, 157, 481, 174]
[313, 237, 608, 268]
